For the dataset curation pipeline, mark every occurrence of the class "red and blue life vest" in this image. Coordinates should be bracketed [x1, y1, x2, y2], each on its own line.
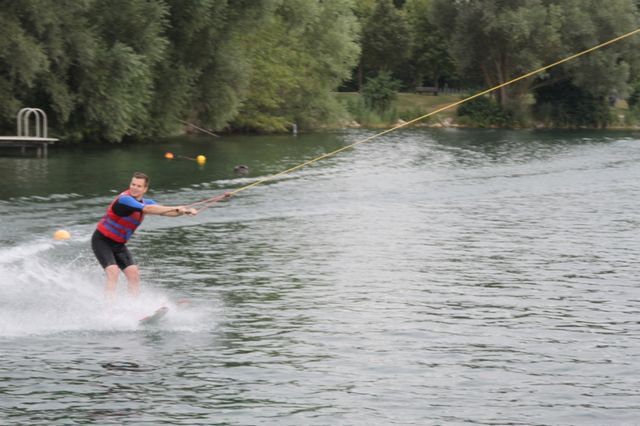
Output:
[96, 190, 146, 243]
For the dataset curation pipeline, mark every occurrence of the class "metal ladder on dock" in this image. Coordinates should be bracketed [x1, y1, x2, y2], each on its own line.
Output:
[18, 108, 50, 139]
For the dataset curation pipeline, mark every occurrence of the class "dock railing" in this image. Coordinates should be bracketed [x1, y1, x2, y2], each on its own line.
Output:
[18, 108, 49, 138]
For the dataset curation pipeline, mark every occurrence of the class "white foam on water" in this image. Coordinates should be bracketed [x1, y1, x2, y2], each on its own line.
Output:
[0, 239, 216, 337]
[0, 241, 55, 265]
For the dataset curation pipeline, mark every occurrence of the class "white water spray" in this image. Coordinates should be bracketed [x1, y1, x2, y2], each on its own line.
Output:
[0, 237, 213, 337]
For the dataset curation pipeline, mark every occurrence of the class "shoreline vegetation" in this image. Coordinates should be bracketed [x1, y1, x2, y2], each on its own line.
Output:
[3, 1, 640, 143]
[88, 91, 640, 143]
[333, 92, 640, 132]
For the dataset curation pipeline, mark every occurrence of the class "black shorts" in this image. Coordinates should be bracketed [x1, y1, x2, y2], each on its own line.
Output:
[91, 230, 136, 270]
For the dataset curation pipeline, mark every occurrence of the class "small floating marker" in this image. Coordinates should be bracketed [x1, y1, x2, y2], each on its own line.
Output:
[164, 152, 175, 160]
[53, 229, 71, 241]
[196, 155, 206, 165]
[234, 164, 249, 176]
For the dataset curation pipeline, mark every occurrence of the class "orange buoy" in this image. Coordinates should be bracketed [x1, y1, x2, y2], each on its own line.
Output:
[53, 229, 71, 241]
[164, 152, 175, 160]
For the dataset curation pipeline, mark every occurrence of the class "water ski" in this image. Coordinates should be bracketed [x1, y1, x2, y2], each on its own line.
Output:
[139, 306, 169, 325]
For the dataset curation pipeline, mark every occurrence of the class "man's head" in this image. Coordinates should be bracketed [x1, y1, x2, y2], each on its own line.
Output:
[129, 172, 150, 198]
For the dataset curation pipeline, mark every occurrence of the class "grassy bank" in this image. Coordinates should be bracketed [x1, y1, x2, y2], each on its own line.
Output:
[335, 92, 640, 130]
[335, 92, 463, 128]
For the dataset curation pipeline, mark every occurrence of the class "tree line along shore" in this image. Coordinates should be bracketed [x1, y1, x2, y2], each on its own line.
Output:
[2, 0, 640, 143]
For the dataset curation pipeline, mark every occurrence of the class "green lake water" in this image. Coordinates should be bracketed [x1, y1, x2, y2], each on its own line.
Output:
[1, 128, 639, 425]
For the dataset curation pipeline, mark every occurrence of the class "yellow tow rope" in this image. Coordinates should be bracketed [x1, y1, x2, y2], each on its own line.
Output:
[191, 27, 640, 211]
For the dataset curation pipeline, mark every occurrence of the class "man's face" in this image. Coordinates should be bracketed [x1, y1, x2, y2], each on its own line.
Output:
[129, 177, 148, 199]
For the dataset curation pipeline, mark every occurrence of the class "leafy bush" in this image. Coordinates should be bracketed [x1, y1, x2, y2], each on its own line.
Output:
[457, 96, 514, 127]
[533, 80, 610, 128]
[361, 71, 401, 113]
[627, 80, 640, 109]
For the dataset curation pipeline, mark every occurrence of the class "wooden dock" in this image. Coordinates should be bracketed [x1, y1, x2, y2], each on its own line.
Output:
[0, 108, 59, 158]
[0, 136, 58, 157]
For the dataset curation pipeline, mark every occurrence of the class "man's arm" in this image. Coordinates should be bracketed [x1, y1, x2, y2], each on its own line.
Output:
[143, 204, 197, 216]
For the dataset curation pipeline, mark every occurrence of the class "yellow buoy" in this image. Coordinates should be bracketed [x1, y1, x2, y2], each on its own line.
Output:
[196, 155, 206, 165]
[164, 152, 175, 160]
[53, 229, 71, 241]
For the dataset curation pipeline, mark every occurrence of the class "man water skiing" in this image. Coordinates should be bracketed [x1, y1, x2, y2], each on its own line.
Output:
[92, 172, 197, 300]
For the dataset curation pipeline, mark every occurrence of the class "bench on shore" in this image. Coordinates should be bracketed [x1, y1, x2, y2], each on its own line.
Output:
[415, 86, 439, 96]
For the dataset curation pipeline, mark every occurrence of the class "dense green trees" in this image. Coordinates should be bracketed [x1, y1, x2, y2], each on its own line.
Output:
[0, 0, 359, 141]
[428, 0, 640, 126]
[403, 0, 454, 89]
[0, 0, 172, 141]
[432, 0, 560, 106]
[1, 0, 640, 141]
[530, 0, 640, 126]
[353, 0, 640, 127]
[232, 0, 360, 132]
[150, 0, 270, 135]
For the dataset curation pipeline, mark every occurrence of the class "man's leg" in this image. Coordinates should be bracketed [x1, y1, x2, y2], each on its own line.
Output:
[104, 265, 120, 302]
[92, 231, 121, 301]
[123, 265, 140, 298]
